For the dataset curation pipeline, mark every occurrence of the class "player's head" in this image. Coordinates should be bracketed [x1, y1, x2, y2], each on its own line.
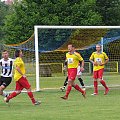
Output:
[15, 49, 23, 58]
[68, 44, 75, 52]
[2, 50, 9, 59]
[96, 44, 102, 52]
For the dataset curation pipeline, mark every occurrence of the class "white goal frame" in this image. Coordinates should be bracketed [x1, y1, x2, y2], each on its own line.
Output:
[34, 26, 120, 91]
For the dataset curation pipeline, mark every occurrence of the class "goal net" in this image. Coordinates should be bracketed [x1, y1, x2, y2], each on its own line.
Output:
[34, 26, 120, 90]
[0, 26, 120, 91]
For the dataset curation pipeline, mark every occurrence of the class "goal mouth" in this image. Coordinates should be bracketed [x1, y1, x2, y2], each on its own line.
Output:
[34, 26, 120, 90]
[0, 26, 120, 92]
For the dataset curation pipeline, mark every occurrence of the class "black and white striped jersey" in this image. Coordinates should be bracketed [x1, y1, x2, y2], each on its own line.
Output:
[0, 58, 14, 77]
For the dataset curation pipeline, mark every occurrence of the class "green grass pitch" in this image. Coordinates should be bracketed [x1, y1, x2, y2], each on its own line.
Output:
[0, 74, 120, 120]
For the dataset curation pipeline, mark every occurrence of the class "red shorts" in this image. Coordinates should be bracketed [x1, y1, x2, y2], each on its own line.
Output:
[68, 68, 77, 81]
[93, 68, 104, 79]
[15, 77, 31, 91]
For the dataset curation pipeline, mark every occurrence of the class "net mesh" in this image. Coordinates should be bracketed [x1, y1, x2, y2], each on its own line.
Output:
[0, 34, 36, 91]
[0, 27, 120, 90]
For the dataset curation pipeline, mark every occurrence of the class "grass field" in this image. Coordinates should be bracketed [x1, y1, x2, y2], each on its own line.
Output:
[0, 74, 120, 120]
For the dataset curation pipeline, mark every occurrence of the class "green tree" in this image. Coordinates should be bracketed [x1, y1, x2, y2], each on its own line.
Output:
[0, 1, 11, 43]
[96, 0, 120, 25]
[3, 0, 103, 44]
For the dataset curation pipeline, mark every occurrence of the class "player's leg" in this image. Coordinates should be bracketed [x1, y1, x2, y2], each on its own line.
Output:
[78, 77, 84, 86]
[61, 80, 72, 100]
[0, 85, 8, 97]
[4, 81, 22, 103]
[26, 87, 41, 105]
[77, 67, 85, 90]
[0, 77, 12, 97]
[77, 76, 85, 90]
[91, 71, 98, 95]
[21, 77, 40, 105]
[61, 68, 86, 99]
[98, 69, 109, 95]
[61, 68, 76, 100]
[60, 76, 68, 91]
[72, 82, 86, 98]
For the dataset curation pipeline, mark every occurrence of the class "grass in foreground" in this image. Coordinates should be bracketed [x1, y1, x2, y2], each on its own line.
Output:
[0, 88, 120, 120]
[1, 74, 120, 120]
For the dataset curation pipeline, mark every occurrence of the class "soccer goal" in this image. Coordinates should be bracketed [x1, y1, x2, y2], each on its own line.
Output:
[1, 26, 120, 92]
[34, 26, 120, 90]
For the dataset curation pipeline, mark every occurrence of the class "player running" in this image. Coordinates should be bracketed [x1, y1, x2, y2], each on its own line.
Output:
[0, 50, 13, 98]
[60, 61, 85, 92]
[89, 44, 109, 95]
[61, 44, 86, 100]
[4, 50, 40, 105]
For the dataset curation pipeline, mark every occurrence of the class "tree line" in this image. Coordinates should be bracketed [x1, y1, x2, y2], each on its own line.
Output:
[0, 0, 120, 44]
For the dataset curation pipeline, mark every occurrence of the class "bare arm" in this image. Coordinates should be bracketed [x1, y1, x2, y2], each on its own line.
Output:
[80, 60, 85, 72]
[89, 59, 98, 66]
[100, 58, 109, 66]
[81, 60, 84, 68]
[89, 59, 94, 64]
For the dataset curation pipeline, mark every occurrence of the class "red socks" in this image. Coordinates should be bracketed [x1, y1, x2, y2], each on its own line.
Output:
[7, 92, 17, 100]
[7, 91, 36, 104]
[94, 81, 98, 94]
[27, 92, 36, 104]
[100, 80, 108, 89]
[65, 84, 84, 97]
[94, 80, 108, 94]
[74, 84, 84, 94]
[65, 85, 72, 97]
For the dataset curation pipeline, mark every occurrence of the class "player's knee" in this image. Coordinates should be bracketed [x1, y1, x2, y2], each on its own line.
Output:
[16, 90, 21, 94]
[68, 81, 72, 86]
[94, 79, 97, 81]
[99, 79, 102, 82]
[26, 87, 31, 92]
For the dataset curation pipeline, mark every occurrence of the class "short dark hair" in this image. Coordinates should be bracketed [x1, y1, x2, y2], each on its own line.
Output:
[2, 50, 8, 53]
[15, 49, 21, 58]
[68, 44, 75, 48]
[96, 44, 102, 48]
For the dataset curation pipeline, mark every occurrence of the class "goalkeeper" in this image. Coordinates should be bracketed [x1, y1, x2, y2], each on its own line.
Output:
[60, 60, 85, 92]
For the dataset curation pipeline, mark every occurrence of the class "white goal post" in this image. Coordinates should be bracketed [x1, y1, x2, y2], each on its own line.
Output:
[34, 26, 120, 91]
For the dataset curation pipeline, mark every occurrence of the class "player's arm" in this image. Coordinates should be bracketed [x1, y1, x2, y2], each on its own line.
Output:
[100, 53, 109, 66]
[100, 58, 109, 66]
[89, 53, 98, 66]
[63, 59, 68, 70]
[15, 66, 26, 78]
[76, 53, 84, 71]
[15, 61, 26, 78]
[80, 60, 85, 72]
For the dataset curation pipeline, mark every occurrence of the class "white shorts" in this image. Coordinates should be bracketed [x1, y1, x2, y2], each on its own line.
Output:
[77, 66, 82, 76]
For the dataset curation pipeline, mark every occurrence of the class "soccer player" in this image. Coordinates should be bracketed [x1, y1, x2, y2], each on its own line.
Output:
[60, 62, 85, 92]
[4, 50, 40, 105]
[89, 44, 109, 95]
[61, 44, 86, 100]
[0, 50, 13, 98]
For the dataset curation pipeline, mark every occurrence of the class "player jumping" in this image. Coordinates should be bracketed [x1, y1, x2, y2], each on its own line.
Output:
[4, 50, 40, 105]
[89, 44, 109, 95]
[61, 44, 86, 100]
[0, 50, 13, 98]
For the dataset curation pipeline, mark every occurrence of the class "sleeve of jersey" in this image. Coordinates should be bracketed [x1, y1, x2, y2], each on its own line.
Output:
[76, 53, 83, 61]
[14, 59, 22, 67]
[103, 52, 109, 59]
[90, 53, 94, 60]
